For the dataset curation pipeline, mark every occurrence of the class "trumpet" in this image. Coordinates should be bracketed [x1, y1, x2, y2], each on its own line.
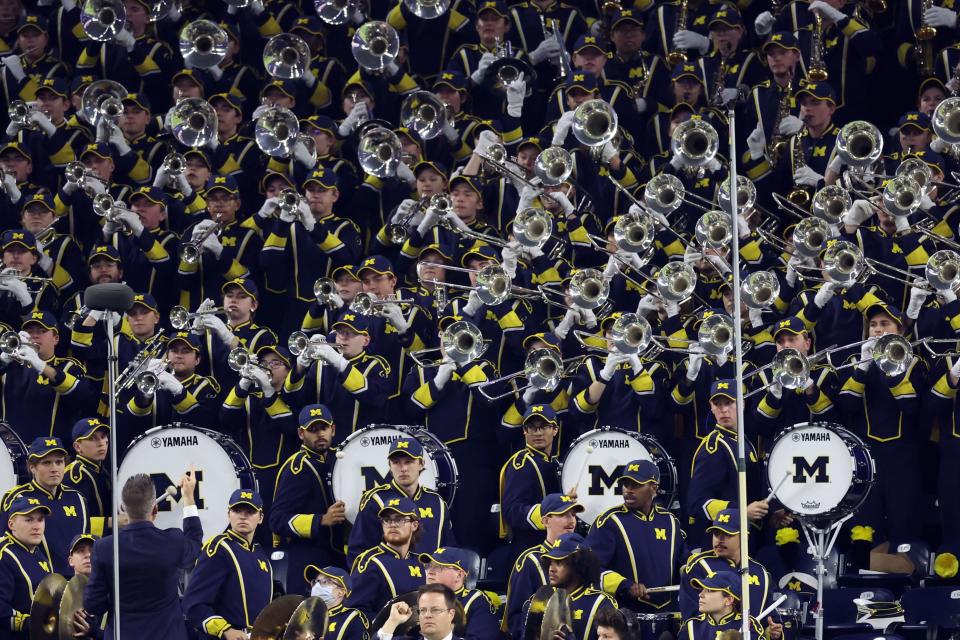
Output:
[116, 330, 167, 392]
[488, 35, 534, 95]
[162, 152, 186, 176]
[169, 98, 218, 148]
[8, 101, 37, 130]
[80, 0, 126, 42]
[409, 320, 487, 367]
[169, 305, 226, 330]
[349, 291, 414, 315]
[0, 331, 38, 363]
[400, 91, 448, 141]
[179, 215, 223, 264]
[135, 359, 174, 397]
[743, 348, 812, 397]
[79, 79, 127, 126]
[351, 21, 399, 72]
[357, 126, 402, 178]
[263, 33, 310, 79]
[386, 193, 449, 243]
[540, 15, 572, 80]
[315, 0, 361, 24]
[288, 331, 341, 360]
[671, 118, 720, 168]
[0, 267, 53, 284]
[179, 20, 228, 69]
[477, 347, 585, 401]
[92, 192, 135, 226]
[227, 347, 272, 377]
[314, 277, 340, 307]
[278, 188, 305, 217]
[741, 270, 781, 309]
[64, 161, 109, 197]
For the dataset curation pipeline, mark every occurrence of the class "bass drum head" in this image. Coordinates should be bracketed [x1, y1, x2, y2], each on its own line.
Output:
[0, 422, 26, 495]
[560, 427, 676, 524]
[119, 424, 256, 535]
[332, 426, 439, 523]
[767, 422, 867, 521]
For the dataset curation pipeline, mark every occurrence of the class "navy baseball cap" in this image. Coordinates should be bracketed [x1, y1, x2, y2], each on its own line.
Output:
[388, 436, 424, 460]
[129, 186, 167, 207]
[23, 310, 58, 332]
[522, 404, 559, 426]
[228, 489, 263, 511]
[71, 417, 109, 442]
[298, 403, 334, 429]
[763, 32, 800, 53]
[302, 115, 337, 136]
[123, 92, 151, 112]
[460, 244, 500, 267]
[617, 459, 660, 485]
[449, 174, 481, 197]
[80, 142, 112, 161]
[433, 70, 467, 93]
[332, 311, 370, 336]
[184, 148, 212, 169]
[255, 344, 291, 369]
[69, 533, 97, 553]
[709, 5, 743, 28]
[566, 71, 598, 93]
[542, 532, 589, 560]
[261, 79, 297, 100]
[168, 331, 202, 352]
[413, 160, 449, 180]
[671, 63, 702, 83]
[522, 332, 561, 352]
[865, 302, 904, 326]
[795, 81, 837, 105]
[772, 316, 807, 338]
[898, 111, 932, 132]
[7, 496, 51, 518]
[476, 0, 508, 17]
[691, 570, 741, 600]
[0, 141, 31, 162]
[707, 508, 740, 535]
[130, 293, 159, 313]
[304, 565, 351, 592]
[304, 166, 338, 190]
[290, 15, 326, 35]
[541, 493, 584, 517]
[574, 35, 605, 55]
[709, 379, 740, 402]
[23, 190, 55, 214]
[172, 68, 205, 90]
[611, 9, 643, 28]
[419, 547, 470, 572]
[203, 175, 240, 196]
[2, 229, 36, 251]
[378, 496, 419, 518]
[17, 14, 47, 33]
[36, 77, 68, 99]
[70, 75, 97, 94]
[209, 92, 242, 116]
[28, 436, 67, 459]
[357, 255, 395, 277]
[221, 277, 258, 300]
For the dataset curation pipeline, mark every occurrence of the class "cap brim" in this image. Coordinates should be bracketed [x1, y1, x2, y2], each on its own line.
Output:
[300, 417, 333, 429]
[76, 424, 110, 440]
[522, 415, 558, 426]
[388, 449, 423, 460]
[691, 578, 740, 600]
[28, 447, 68, 459]
[69, 535, 96, 552]
[4, 241, 35, 251]
[168, 338, 200, 351]
[617, 475, 658, 486]
[543, 503, 585, 517]
[221, 281, 258, 299]
[706, 522, 740, 535]
[709, 392, 737, 402]
[229, 500, 262, 511]
[11, 504, 52, 517]
[331, 321, 369, 335]
[23, 319, 56, 332]
[418, 552, 465, 570]
[379, 506, 418, 518]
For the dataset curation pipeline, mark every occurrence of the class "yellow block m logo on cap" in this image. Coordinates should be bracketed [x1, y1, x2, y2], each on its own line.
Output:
[907, 113, 919, 121]
[27, 498, 39, 505]
[718, 513, 731, 522]
[240, 491, 253, 499]
[310, 408, 324, 416]
[560, 495, 573, 502]
[396, 441, 409, 448]
[628, 464, 640, 472]
[531, 405, 544, 412]
[343, 314, 356, 321]
[573, 73, 585, 82]
[12, 233, 23, 239]
[44, 439, 57, 446]
[716, 382, 729, 390]
[388, 499, 400, 506]
[779, 320, 791, 328]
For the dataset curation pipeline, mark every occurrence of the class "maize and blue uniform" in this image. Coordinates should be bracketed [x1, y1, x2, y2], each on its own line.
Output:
[679, 550, 771, 621]
[346, 542, 426, 620]
[0, 531, 52, 640]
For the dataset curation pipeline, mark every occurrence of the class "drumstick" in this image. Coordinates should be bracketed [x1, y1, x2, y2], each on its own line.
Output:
[568, 445, 595, 493]
[153, 486, 177, 506]
[758, 594, 789, 620]
[645, 585, 680, 593]
[765, 470, 792, 502]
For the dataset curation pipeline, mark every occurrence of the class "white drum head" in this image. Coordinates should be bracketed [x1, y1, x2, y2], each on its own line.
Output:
[0, 438, 16, 495]
[560, 429, 652, 524]
[767, 424, 855, 517]
[333, 428, 438, 523]
[119, 427, 242, 535]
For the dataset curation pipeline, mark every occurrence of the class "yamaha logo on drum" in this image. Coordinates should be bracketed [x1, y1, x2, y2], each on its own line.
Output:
[361, 434, 402, 447]
[150, 434, 200, 448]
[592, 439, 631, 449]
[792, 432, 831, 442]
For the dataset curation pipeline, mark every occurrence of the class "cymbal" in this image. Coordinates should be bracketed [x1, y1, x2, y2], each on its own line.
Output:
[540, 588, 573, 640]
[372, 590, 420, 635]
[29, 573, 67, 640]
[250, 595, 304, 640]
[58, 574, 88, 640]
[522, 586, 555, 640]
[281, 596, 327, 640]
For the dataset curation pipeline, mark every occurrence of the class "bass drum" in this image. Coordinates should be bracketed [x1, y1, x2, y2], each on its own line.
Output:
[332, 425, 458, 523]
[766, 421, 875, 522]
[0, 422, 26, 495]
[119, 424, 257, 535]
[560, 427, 677, 524]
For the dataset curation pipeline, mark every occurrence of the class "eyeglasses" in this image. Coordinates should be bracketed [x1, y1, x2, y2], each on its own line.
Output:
[417, 607, 453, 617]
[261, 360, 286, 369]
[381, 516, 414, 526]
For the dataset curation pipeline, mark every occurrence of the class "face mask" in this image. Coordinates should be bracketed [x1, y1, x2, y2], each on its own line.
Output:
[311, 582, 338, 606]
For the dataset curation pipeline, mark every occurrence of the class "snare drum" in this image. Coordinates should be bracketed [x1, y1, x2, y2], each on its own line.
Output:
[119, 424, 257, 535]
[623, 611, 681, 640]
[766, 421, 875, 522]
[560, 427, 677, 524]
[332, 425, 459, 523]
[0, 422, 26, 495]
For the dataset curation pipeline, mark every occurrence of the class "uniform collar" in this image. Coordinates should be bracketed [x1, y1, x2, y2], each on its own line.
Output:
[707, 611, 740, 625]
[30, 480, 62, 500]
[391, 479, 423, 500]
[524, 445, 553, 462]
[226, 528, 253, 550]
[629, 505, 656, 521]
[568, 585, 588, 600]
[231, 319, 253, 331]
[378, 541, 407, 559]
[76, 455, 101, 472]
[3, 531, 37, 553]
[301, 445, 327, 463]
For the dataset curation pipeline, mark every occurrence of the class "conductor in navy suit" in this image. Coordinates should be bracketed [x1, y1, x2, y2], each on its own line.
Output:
[377, 583, 465, 640]
[83, 467, 203, 640]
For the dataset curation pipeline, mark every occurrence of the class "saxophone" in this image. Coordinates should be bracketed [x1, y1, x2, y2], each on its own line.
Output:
[915, 0, 937, 77]
[807, 11, 828, 81]
[767, 80, 793, 166]
[710, 58, 728, 107]
[667, 0, 689, 65]
[788, 126, 812, 206]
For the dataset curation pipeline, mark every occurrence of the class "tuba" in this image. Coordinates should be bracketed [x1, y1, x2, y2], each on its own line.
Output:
[742, 270, 780, 309]
[79, 79, 127, 126]
[835, 120, 883, 169]
[315, 0, 361, 24]
[169, 98, 218, 147]
[263, 33, 311, 79]
[254, 106, 301, 157]
[399, 91, 447, 140]
[402, 0, 450, 18]
[178, 20, 228, 69]
[80, 0, 125, 42]
[357, 126, 402, 178]
[351, 21, 399, 72]
[671, 118, 719, 167]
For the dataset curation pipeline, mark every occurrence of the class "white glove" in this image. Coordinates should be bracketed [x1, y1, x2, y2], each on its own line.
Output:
[248, 366, 275, 397]
[506, 79, 526, 118]
[433, 358, 456, 390]
[809, 0, 846, 22]
[442, 211, 471, 233]
[894, 214, 911, 234]
[941, 286, 958, 304]
[636, 293, 659, 316]
[251, 104, 271, 121]
[338, 102, 368, 137]
[391, 199, 418, 225]
[470, 52, 496, 84]
[395, 162, 416, 186]
[686, 346, 705, 381]
[748, 306, 765, 328]
[664, 299, 679, 318]
[157, 370, 184, 395]
[381, 302, 409, 334]
[529, 37, 562, 66]
[1, 55, 24, 81]
[152, 166, 171, 189]
[108, 123, 131, 155]
[786, 255, 805, 287]
[857, 338, 876, 372]
[580, 307, 597, 328]
[747, 123, 766, 161]
[951, 357, 960, 380]
[116, 209, 144, 236]
[3, 121, 17, 136]
[600, 352, 629, 381]
[463, 289, 484, 315]
[932, 137, 950, 154]
[737, 212, 752, 239]
[2, 172, 19, 203]
[297, 200, 315, 232]
[442, 118, 459, 145]
[907, 278, 931, 320]
[417, 207, 441, 236]
[814, 281, 838, 308]
[719, 88, 740, 105]
[706, 253, 731, 274]
[249, 0, 265, 14]
[102, 219, 122, 237]
[296, 350, 313, 370]
[635, 97, 648, 113]
[794, 165, 823, 187]
[554, 307, 580, 340]
[173, 173, 191, 196]
[115, 28, 136, 52]
[754, 11, 776, 35]
[0, 276, 31, 307]
[293, 139, 317, 168]
[841, 199, 874, 226]
[920, 192, 936, 212]
[501, 240, 521, 278]
[552, 111, 577, 146]
[316, 343, 349, 371]
[518, 185, 541, 212]
[257, 197, 279, 220]
[36, 250, 53, 275]
[549, 191, 575, 215]
[522, 386, 538, 404]
[200, 313, 233, 344]
[474, 130, 499, 157]
[778, 115, 803, 136]
[603, 253, 621, 278]
[768, 381, 783, 400]
[17, 345, 45, 371]
[301, 67, 317, 88]
[191, 218, 217, 240]
[672, 29, 710, 55]
[600, 141, 618, 163]
[29, 111, 56, 137]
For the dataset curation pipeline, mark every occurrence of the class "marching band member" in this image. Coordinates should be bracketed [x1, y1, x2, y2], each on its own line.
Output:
[65, 533, 100, 640]
[62, 418, 111, 529]
[502, 493, 581, 639]
[0, 229, 58, 324]
[0, 497, 52, 640]
[304, 565, 370, 640]
[588, 460, 685, 613]
[347, 496, 426, 620]
[676, 571, 774, 640]
[349, 436, 455, 564]
[270, 403, 345, 595]
[19, 189, 84, 301]
[300, 263, 362, 336]
[1, 437, 90, 575]
[378, 584, 465, 640]
[420, 547, 501, 640]
[84, 470, 202, 640]
[183, 489, 273, 640]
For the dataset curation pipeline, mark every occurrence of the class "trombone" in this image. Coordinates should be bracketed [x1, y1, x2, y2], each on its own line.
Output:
[179, 215, 223, 264]
[742, 348, 814, 398]
[571, 99, 618, 159]
[671, 118, 720, 169]
[169, 305, 226, 330]
[828, 334, 920, 377]
[263, 33, 310, 79]
[315, 0, 361, 24]
[80, 0, 126, 42]
[741, 270, 781, 309]
[476, 347, 585, 401]
[178, 20, 228, 69]
[755, 215, 834, 259]
[409, 320, 487, 367]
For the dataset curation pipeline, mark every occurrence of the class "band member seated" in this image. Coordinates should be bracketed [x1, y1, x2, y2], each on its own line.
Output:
[304, 564, 370, 640]
[65, 534, 100, 639]
[184, 490, 273, 640]
[63, 418, 111, 531]
[378, 583, 464, 640]
[419, 547, 501, 640]
[0, 497, 52, 640]
[677, 571, 781, 640]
